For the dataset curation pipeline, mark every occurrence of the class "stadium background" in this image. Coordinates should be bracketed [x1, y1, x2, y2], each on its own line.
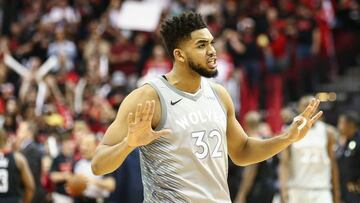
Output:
[0, 0, 359, 202]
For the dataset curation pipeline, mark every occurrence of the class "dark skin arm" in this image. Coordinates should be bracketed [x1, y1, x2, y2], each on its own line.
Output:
[14, 152, 35, 203]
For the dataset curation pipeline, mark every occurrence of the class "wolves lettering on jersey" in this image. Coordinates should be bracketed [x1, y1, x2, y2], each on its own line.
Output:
[175, 111, 226, 130]
[141, 76, 231, 203]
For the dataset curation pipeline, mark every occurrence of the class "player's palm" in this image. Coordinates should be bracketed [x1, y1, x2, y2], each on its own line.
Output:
[127, 100, 171, 147]
[287, 99, 323, 142]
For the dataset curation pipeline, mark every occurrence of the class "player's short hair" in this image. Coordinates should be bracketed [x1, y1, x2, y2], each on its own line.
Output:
[160, 11, 207, 60]
[341, 111, 360, 127]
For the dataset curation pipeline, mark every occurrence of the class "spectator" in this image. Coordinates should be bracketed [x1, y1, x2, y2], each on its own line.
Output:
[50, 134, 76, 203]
[42, 0, 80, 25]
[47, 27, 77, 71]
[15, 121, 47, 203]
[337, 111, 360, 203]
[109, 32, 139, 76]
[73, 134, 115, 203]
[138, 44, 172, 86]
[295, 4, 321, 94]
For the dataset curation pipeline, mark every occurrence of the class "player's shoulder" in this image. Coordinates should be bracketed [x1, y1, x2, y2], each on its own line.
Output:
[116, 84, 160, 115]
[125, 84, 159, 103]
[13, 151, 27, 169]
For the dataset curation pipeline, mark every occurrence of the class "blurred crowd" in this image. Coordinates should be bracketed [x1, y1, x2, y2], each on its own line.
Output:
[0, 0, 359, 203]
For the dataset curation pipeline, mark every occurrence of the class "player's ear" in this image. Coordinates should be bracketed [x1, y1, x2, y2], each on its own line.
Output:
[173, 48, 186, 63]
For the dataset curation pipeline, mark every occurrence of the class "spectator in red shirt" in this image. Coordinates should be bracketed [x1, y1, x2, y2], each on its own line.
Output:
[109, 33, 139, 76]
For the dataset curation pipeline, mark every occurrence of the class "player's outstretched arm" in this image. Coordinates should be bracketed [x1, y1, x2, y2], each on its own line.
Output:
[91, 85, 171, 175]
[213, 84, 322, 166]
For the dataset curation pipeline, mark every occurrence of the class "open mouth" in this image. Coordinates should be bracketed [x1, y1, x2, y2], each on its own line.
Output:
[207, 58, 217, 68]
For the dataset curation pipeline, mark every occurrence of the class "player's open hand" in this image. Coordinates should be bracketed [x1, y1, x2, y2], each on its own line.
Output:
[287, 98, 323, 142]
[126, 100, 171, 147]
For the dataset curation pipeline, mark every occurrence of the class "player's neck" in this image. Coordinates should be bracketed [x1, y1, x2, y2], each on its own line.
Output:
[166, 64, 201, 94]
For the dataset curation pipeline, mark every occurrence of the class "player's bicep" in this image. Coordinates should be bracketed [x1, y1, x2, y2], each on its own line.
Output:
[226, 107, 248, 160]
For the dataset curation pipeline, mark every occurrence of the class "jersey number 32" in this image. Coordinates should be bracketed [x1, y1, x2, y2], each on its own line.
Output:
[192, 130, 223, 159]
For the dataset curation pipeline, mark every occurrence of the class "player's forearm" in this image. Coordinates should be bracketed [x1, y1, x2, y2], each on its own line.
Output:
[235, 133, 292, 166]
[91, 137, 135, 175]
[23, 187, 34, 203]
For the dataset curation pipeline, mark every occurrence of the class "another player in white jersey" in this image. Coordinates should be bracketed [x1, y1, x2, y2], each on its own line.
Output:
[279, 96, 341, 203]
[91, 12, 323, 202]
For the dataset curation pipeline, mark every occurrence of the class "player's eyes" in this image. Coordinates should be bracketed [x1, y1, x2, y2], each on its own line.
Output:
[198, 44, 205, 48]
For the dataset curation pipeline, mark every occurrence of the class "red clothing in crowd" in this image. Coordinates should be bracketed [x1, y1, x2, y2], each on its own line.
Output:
[110, 41, 139, 76]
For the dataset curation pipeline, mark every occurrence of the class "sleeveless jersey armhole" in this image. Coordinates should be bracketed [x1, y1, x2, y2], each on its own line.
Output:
[146, 81, 167, 131]
[208, 81, 227, 117]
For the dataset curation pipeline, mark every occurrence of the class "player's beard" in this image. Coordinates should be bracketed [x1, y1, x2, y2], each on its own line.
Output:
[188, 59, 218, 78]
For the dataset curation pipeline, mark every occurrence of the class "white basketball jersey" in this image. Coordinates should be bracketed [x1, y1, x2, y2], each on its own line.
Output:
[140, 76, 230, 203]
[288, 121, 331, 189]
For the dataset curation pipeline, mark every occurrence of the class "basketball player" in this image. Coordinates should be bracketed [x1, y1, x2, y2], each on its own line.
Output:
[279, 96, 340, 203]
[91, 12, 323, 202]
[0, 129, 35, 203]
[74, 134, 115, 203]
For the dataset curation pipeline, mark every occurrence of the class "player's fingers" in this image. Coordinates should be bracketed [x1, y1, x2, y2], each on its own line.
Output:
[128, 112, 134, 124]
[309, 99, 320, 118]
[142, 101, 150, 120]
[147, 100, 156, 121]
[135, 103, 143, 123]
[154, 129, 172, 139]
[301, 105, 312, 119]
[309, 111, 323, 125]
[293, 116, 307, 130]
[302, 98, 316, 118]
